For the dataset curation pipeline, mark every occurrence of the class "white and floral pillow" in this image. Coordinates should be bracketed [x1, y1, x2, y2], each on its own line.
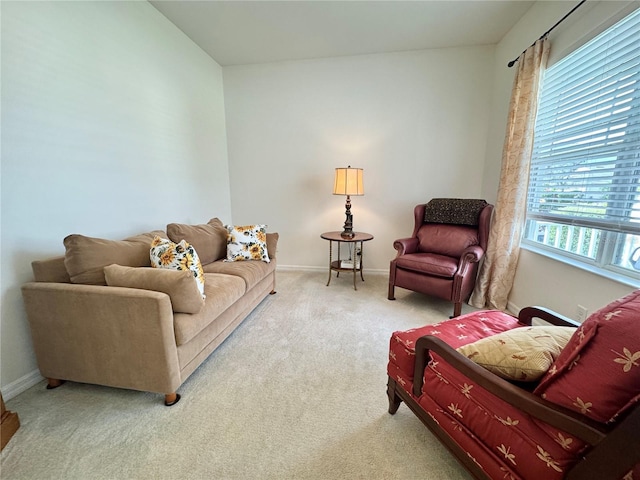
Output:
[150, 236, 205, 298]
[224, 225, 270, 263]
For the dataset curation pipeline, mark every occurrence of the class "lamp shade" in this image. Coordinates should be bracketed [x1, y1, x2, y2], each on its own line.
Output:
[333, 167, 364, 196]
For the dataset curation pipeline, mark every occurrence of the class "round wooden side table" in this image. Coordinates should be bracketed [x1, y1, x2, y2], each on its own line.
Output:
[320, 231, 374, 290]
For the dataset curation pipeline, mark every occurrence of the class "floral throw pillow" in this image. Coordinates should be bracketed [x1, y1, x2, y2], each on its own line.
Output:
[224, 225, 270, 263]
[150, 236, 205, 298]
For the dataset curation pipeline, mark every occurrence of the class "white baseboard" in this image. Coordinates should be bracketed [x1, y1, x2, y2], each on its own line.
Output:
[506, 300, 521, 316]
[276, 265, 326, 272]
[3, 369, 44, 401]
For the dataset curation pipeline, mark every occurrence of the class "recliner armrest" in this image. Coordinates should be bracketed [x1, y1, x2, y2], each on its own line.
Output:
[460, 244, 484, 263]
[453, 245, 485, 279]
[455, 244, 484, 269]
[412, 335, 607, 445]
[392, 237, 418, 256]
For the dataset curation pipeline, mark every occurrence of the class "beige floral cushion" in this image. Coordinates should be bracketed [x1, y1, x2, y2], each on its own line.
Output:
[457, 326, 576, 382]
[104, 264, 204, 314]
[224, 225, 270, 263]
[150, 236, 205, 298]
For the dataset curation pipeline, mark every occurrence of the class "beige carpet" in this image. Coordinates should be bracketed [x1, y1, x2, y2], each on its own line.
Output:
[1, 270, 475, 480]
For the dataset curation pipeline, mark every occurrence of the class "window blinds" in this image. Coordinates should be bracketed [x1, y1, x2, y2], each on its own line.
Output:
[527, 8, 640, 234]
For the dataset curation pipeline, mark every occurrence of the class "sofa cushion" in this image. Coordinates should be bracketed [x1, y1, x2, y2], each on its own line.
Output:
[166, 218, 228, 265]
[173, 273, 246, 346]
[534, 290, 640, 423]
[150, 236, 205, 298]
[104, 264, 204, 314]
[420, 354, 587, 480]
[203, 258, 275, 291]
[224, 224, 270, 263]
[63, 230, 165, 285]
[457, 326, 576, 382]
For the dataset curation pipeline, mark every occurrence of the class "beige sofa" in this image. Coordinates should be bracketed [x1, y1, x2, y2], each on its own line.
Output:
[21, 218, 278, 406]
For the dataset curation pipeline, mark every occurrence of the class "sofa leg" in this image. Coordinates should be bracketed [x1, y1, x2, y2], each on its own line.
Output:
[164, 393, 181, 406]
[387, 377, 402, 414]
[388, 284, 396, 300]
[46, 378, 64, 390]
[451, 302, 462, 319]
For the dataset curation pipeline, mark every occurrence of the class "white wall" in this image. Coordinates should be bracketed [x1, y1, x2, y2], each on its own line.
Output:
[223, 47, 495, 271]
[1, 1, 231, 395]
[484, 0, 639, 317]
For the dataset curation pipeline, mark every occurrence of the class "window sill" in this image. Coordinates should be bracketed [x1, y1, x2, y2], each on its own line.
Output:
[520, 242, 640, 289]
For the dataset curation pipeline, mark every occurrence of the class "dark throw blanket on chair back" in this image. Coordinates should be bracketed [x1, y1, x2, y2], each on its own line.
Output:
[423, 198, 488, 226]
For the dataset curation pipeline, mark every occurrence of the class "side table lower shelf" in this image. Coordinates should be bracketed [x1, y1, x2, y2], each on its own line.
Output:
[329, 260, 364, 278]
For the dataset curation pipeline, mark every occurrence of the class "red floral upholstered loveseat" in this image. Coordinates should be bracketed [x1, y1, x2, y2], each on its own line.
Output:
[387, 291, 640, 480]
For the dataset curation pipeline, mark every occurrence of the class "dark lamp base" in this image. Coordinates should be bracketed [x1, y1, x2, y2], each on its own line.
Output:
[340, 196, 355, 239]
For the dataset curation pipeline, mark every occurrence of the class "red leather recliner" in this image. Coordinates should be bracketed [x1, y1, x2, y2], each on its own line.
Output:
[388, 199, 493, 317]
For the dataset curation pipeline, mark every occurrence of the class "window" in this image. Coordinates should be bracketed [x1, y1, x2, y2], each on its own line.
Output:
[523, 8, 640, 283]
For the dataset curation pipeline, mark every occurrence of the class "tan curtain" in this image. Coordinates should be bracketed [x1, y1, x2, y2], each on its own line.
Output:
[470, 38, 550, 311]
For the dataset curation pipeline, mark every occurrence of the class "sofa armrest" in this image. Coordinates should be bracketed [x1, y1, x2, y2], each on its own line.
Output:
[412, 335, 607, 445]
[266, 232, 279, 261]
[518, 306, 581, 327]
[392, 237, 419, 256]
[21, 282, 181, 394]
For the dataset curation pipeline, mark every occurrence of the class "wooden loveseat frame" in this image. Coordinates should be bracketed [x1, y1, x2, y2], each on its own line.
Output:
[387, 306, 640, 480]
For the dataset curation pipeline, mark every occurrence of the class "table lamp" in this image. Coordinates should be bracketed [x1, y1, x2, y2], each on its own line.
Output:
[333, 166, 364, 238]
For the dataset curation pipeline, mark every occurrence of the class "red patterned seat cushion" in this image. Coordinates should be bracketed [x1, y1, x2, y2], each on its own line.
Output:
[421, 357, 588, 480]
[387, 310, 522, 389]
[534, 290, 640, 423]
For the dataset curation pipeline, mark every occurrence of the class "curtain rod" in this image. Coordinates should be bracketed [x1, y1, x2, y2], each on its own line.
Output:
[507, 0, 587, 67]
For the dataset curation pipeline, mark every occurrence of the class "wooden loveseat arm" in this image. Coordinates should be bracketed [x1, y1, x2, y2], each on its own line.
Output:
[412, 335, 607, 445]
[518, 306, 581, 328]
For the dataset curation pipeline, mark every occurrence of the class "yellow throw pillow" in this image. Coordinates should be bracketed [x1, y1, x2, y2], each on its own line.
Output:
[149, 236, 205, 298]
[104, 264, 204, 314]
[456, 325, 576, 382]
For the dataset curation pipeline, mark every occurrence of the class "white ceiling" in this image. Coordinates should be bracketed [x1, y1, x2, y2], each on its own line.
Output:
[149, 1, 536, 66]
